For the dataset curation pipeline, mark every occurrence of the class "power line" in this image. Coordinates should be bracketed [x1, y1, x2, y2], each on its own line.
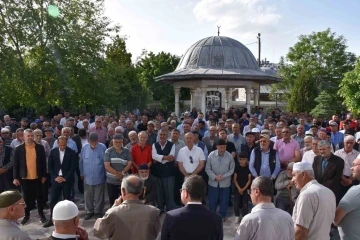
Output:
[245, 41, 258, 45]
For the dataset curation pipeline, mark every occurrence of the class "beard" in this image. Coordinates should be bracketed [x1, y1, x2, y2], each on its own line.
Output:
[140, 175, 149, 181]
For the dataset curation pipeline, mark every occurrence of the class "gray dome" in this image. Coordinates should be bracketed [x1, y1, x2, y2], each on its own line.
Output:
[176, 36, 260, 71]
[156, 36, 280, 84]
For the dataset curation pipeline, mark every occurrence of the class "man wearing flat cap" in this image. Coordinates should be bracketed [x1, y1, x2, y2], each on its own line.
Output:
[45, 200, 88, 240]
[138, 164, 157, 206]
[292, 162, 336, 240]
[0, 190, 31, 240]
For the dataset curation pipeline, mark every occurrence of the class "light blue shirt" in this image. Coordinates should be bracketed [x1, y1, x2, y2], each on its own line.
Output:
[53, 138, 78, 153]
[249, 148, 281, 179]
[331, 131, 344, 147]
[79, 143, 107, 185]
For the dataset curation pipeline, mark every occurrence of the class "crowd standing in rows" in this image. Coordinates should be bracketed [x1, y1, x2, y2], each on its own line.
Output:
[0, 107, 359, 240]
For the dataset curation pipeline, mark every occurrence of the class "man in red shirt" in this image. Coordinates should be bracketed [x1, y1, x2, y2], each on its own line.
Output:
[131, 131, 152, 174]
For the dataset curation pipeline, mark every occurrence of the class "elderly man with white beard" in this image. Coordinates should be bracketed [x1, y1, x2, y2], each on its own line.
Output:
[137, 164, 157, 206]
[300, 136, 313, 158]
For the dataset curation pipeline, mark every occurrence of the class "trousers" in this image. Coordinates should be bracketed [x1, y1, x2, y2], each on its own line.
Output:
[107, 183, 121, 207]
[21, 179, 44, 217]
[233, 190, 249, 217]
[50, 181, 72, 217]
[84, 183, 105, 214]
[157, 176, 177, 211]
[208, 185, 230, 218]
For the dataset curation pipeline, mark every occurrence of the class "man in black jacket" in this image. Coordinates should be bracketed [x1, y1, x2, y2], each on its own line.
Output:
[13, 128, 47, 225]
[138, 164, 157, 206]
[43, 136, 77, 228]
[161, 175, 223, 240]
[0, 137, 15, 193]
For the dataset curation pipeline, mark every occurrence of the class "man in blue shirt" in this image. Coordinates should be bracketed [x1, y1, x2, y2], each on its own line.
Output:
[80, 132, 107, 220]
[329, 121, 344, 147]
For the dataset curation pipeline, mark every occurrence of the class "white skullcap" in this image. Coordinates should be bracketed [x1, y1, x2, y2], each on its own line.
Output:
[305, 130, 313, 136]
[251, 128, 260, 133]
[293, 162, 313, 172]
[53, 200, 79, 220]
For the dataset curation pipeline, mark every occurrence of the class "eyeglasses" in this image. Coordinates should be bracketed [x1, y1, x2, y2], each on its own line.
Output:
[179, 188, 185, 193]
[189, 156, 193, 164]
[13, 202, 26, 206]
[282, 131, 289, 133]
[352, 163, 360, 167]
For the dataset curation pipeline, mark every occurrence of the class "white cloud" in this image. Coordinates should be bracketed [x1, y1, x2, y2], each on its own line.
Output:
[193, 0, 281, 38]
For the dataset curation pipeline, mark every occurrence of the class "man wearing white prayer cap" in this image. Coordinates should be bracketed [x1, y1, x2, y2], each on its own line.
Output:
[291, 162, 336, 240]
[46, 200, 88, 240]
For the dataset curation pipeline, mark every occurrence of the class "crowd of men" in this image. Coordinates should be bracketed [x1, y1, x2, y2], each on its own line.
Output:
[0, 107, 359, 239]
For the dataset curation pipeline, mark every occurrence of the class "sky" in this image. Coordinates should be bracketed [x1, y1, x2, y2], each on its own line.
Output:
[104, 0, 360, 63]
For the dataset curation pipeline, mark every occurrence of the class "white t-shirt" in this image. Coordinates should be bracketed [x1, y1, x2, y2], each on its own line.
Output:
[177, 146, 205, 174]
[59, 149, 65, 176]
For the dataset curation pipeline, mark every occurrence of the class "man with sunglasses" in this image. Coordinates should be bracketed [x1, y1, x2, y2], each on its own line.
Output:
[0, 190, 31, 240]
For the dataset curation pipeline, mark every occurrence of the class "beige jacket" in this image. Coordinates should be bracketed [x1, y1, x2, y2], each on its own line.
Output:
[0, 219, 31, 240]
[93, 199, 161, 240]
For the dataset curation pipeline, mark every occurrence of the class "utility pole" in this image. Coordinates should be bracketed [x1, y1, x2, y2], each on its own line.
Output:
[217, 26, 221, 36]
[257, 33, 261, 66]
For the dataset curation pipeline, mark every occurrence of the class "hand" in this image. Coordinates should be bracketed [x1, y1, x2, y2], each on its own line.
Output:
[41, 177, 46, 184]
[116, 172, 124, 179]
[215, 175, 222, 181]
[13, 179, 20, 186]
[76, 226, 89, 240]
[0, 168, 6, 174]
[238, 188, 243, 195]
[114, 196, 123, 206]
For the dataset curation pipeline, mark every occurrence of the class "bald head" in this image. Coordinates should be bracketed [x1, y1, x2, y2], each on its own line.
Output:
[121, 175, 144, 196]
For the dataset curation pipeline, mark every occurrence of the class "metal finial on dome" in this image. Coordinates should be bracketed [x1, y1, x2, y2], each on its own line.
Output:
[217, 26, 221, 36]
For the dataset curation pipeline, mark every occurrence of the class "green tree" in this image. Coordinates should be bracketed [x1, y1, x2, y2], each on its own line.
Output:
[0, 0, 120, 114]
[136, 51, 180, 111]
[310, 91, 344, 117]
[271, 29, 356, 112]
[339, 58, 360, 115]
[287, 68, 318, 113]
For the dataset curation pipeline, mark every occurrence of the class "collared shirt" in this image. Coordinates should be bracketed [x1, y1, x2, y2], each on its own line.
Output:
[292, 180, 336, 240]
[131, 144, 152, 173]
[338, 185, 360, 239]
[249, 148, 281, 178]
[274, 138, 300, 163]
[170, 139, 185, 160]
[89, 126, 108, 144]
[79, 143, 107, 185]
[227, 133, 245, 154]
[205, 150, 235, 188]
[334, 148, 360, 176]
[186, 201, 202, 205]
[152, 141, 175, 164]
[194, 141, 208, 160]
[292, 134, 305, 148]
[331, 131, 344, 147]
[59, 149, 65, 176]
[25, 143, 37, 179]
[177, 146, 205, 174]
[302, 150, 317, 165]
[235, 203, 294, 240]
[321, 158, 329, 174]
[52, 231, 79, 239]
[53, 138, 78, 153]
[10, 139, 23, 149]
[105, 147, 132, 185]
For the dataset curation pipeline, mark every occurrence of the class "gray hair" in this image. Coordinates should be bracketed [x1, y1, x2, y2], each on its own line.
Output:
[287, 162, 295, 169]
[115, 126, 123, 133]
[344, 135, 355, 142]
[138, 131, 148, 138]
[293, 168, 315, 179]
[304, 136, 313, 141]
[128, 131, 137, 137]
[62, 127, 71, 133]
[121, 175, 144, 195]
[317, 140, 331, 148]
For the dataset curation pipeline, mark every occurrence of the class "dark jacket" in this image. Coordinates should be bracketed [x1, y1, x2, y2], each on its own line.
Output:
[253, 147, 277, 176]
[1, 146, 14, 181]
[161, 204, 223, 240]
[48, 147, 77, 183]
[313, 153, 344, 202]
[71, 134, 83, 154]
[13, 143, 47, 180]
[139, 174, 157, 206]
[151, 141, 175, 178]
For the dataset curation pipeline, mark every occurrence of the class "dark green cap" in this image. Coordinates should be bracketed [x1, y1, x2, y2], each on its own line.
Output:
[0, 190, 22, 208]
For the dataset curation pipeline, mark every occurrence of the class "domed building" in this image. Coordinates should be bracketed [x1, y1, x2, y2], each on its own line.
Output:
[155, 36, 281, 115]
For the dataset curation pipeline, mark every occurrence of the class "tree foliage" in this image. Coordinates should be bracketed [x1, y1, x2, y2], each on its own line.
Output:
[136, 51, 180, 111]
[271, 29, 356, 113]
[310, 91, 344, 118]
[338, 58, 360, 115]
[287, 68, 318, 113]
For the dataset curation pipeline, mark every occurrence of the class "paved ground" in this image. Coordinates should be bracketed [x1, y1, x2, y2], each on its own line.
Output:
[20, 192, 339, 240]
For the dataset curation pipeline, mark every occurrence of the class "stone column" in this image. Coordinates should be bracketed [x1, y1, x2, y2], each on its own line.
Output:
[253, 89, 259, 107]
[245, 86, 251, 114]
[225, 88, 231, 110]
[190, 88, 196, 110]
[200, 87, 206, 114]
[174, 87, 180, 117]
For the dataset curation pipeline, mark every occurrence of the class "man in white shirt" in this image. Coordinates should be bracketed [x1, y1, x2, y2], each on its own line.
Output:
[302, 137, 320, 164]
[177, 133, 205, 177]
[292, 162, 336, 240]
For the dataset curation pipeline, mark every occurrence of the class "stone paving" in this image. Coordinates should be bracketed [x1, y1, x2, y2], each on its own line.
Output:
[20, 193, 339, 240]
